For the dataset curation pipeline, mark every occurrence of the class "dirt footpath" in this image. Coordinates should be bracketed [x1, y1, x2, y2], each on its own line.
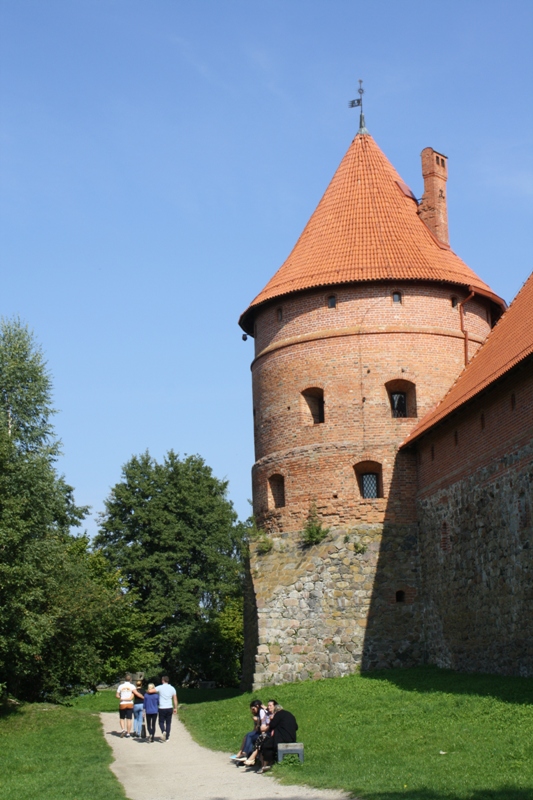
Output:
[100, 712, 354, 800]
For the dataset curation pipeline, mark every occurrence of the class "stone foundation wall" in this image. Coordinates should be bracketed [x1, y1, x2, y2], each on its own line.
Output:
[417, 439, 533, 677]
[248, 521, 423, 689]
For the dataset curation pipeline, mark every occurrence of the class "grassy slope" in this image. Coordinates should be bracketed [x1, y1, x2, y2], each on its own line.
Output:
[178, 667, 533, 800]
[0, 699, 126, 800]
[2, 668, 532, 800]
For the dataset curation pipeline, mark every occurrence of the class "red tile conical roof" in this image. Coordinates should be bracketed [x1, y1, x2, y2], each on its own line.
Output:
[240, 133, 504, 333]
[401, 271, 533, 446]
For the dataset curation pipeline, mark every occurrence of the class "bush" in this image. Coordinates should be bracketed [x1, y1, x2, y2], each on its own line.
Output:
[301, 503, 329, 547]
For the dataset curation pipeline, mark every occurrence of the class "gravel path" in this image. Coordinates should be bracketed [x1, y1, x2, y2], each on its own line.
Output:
[100, 713, 354, 800]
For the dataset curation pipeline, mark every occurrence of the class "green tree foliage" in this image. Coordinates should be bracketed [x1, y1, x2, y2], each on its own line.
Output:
[94, 451, 246, 686]
[0, 319, 149, 701]
[0, 317, 56, 452]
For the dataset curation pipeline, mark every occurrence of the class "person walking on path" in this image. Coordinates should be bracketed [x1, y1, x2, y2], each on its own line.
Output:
[116, 673, 144, 738]
[155, 675, 178, 741]
[133, 680, 145, 738]
[143, 682, 159, 742]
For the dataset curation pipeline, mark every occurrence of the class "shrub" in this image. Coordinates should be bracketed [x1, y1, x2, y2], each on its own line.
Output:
[301, 503, 329, 546]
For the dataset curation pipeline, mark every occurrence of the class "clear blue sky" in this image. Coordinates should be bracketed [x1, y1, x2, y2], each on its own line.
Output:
[1, 0, 532, 536]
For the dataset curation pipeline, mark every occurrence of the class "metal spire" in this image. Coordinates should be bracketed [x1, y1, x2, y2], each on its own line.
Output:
[348, 79, 368, 134]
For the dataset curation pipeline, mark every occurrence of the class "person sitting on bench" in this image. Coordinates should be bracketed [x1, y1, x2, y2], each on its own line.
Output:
[257, 700, 298, 773]
[231, 700, 269, 762]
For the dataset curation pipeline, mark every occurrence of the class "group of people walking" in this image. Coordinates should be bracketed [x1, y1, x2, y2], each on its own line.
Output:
[116, 673, 178, 742]
[231, 698, 298, 773]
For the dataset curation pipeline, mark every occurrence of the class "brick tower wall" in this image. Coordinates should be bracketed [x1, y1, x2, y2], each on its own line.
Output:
[246, 280, 492, 688]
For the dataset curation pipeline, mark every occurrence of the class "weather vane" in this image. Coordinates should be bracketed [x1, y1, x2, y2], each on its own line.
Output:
[349, 79, 368, 134]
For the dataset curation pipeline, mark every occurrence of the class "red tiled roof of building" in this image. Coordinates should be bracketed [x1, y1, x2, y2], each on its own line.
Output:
[239, 133, 504, 333]
[402, 271, 533, 446]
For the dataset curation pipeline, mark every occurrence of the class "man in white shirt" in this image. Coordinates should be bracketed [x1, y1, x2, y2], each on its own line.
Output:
[155, 675, 178, 741]
[116, 673, 143, 738]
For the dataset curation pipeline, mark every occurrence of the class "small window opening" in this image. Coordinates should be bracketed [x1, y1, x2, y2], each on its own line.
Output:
[511, 393, 516, 410]
[354, 461, 383, 499]
[392, 291, 402, 304]
[276, 307, 282, 322]
[327, 295, 337, 309]
[441, 521, 451, 553]
[435, 155, 439, 165]
[391, 391, 407, 418]
[454, 430, 458, 446]
[431, 445, 435, 461]
[396, 590, 405, 603]
[481, 413, 485, 431]
[301, 388, 325, 425]
[361, 473, 378, 498]
[268, 474, 285, 509]
[386, 379, 417, 418]
[451, 296, 458, 308]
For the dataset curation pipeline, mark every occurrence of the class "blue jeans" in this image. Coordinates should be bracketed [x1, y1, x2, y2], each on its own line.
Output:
[243, 730, 259, 756]
[133, 704, 144, 736]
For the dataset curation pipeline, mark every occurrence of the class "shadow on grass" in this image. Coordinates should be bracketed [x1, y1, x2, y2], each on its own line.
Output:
[361, 665, 533, 706]
[178, 687, 243, 705]
[0, 701, 22, 719]
[362, 790, 532, 800]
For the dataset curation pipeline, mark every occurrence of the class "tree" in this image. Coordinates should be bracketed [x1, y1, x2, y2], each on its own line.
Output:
[94, 451, 246, 685]
[0, 317, 56, 453]
[0, 319, 148, 701]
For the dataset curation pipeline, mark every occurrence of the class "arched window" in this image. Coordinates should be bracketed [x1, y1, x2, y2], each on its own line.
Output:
[354, 461, 383, 499]
[268, 474, 285, 509]
[301, 388, 325, 425]
[385, 380, 417, 418]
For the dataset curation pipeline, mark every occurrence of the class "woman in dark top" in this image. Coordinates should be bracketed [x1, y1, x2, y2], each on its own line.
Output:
[258, 701, 298, 772]
[143, 682, 160, 742]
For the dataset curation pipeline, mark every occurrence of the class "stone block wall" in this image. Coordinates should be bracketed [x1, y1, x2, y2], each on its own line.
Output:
[414, 362, 533, 677]
[248, 518, 423, 688]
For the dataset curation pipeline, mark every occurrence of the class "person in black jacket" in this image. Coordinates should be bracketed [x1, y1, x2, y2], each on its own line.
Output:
[258, 700, 298, 772]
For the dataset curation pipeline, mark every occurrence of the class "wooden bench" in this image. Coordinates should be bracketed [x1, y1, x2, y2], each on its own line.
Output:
[277, 742, 304, 763]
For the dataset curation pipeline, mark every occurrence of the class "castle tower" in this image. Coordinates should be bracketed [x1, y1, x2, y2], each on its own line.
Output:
[239, 126, 505, 688]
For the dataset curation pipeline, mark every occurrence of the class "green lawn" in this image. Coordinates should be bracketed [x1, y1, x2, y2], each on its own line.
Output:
[2, 668, 532, 800]
[0, 699, 126, 800]
[178, 667, 533, 800]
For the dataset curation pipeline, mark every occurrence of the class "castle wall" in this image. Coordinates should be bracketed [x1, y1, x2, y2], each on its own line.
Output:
[245, 280, 493, 688]
[251, 282, 491, 528]
[414, 360, 533, 676]
[250, 518, 423, 687]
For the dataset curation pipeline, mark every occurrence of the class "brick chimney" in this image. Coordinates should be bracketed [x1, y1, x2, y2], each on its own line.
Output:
[418, 147, 449, 245]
